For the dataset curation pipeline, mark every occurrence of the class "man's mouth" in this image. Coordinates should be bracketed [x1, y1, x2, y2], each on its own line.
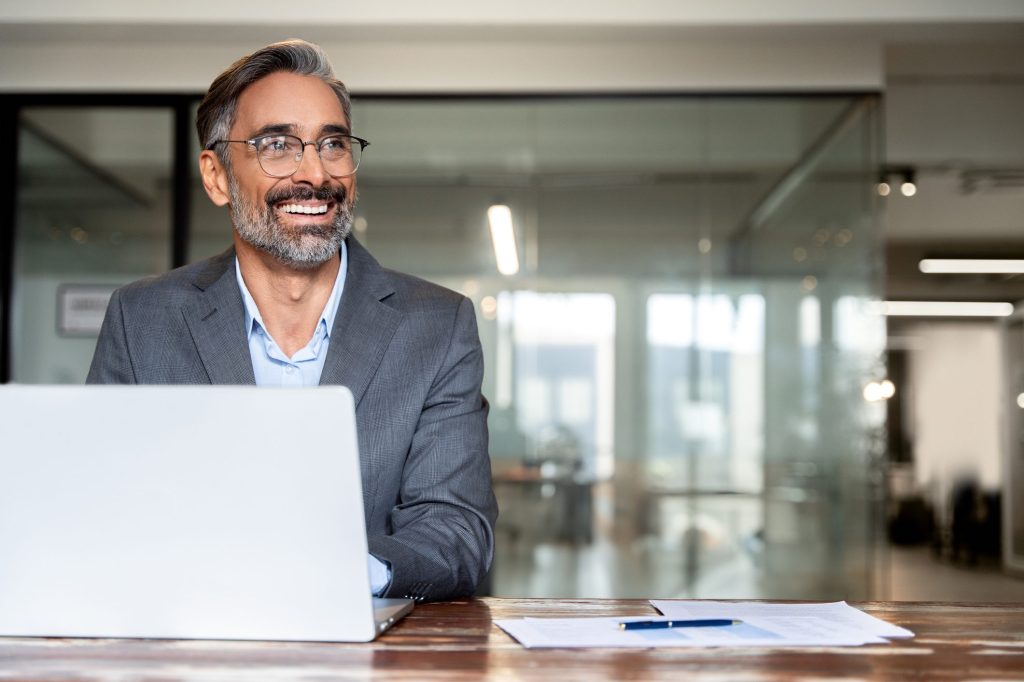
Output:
[279, 202, 332, 216]
[266, 185, 346, 219]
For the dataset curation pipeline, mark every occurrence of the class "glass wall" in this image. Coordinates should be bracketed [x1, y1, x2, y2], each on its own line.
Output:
[345, 96, 884, 598]
[12, 107, 173, 383]
[1002, 313, 1024, 575]
[9, 94, 884, 599]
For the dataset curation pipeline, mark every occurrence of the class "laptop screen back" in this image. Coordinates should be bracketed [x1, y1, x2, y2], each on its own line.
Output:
[0, 385, 379, 642]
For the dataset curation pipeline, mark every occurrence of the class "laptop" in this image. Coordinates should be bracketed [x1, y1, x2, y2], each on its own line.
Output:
[0, 385, 412, 642]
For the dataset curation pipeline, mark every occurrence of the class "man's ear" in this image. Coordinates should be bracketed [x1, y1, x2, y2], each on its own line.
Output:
[199, 149, 231, 207]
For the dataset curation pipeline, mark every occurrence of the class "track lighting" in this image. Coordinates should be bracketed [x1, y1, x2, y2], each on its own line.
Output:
[899, 170, 917, 197]
[877, 166, 917, 198]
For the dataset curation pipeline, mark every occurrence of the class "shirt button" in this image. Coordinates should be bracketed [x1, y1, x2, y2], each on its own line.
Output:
[286, 366, 296, 374]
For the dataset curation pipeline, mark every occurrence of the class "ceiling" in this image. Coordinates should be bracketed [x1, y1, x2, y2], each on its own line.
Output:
[881, 43, 1024, 303]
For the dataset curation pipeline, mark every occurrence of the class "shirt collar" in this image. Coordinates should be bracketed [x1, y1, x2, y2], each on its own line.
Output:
[235, 240, 348, 340]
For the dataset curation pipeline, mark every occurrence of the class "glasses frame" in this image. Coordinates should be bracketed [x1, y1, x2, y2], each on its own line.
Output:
[207, 133, 370, 178]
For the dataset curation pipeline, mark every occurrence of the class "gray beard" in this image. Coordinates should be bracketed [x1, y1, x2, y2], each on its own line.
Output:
[228, 175, 353, 270]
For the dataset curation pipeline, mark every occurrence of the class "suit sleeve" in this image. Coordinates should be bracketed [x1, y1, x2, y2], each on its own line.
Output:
[368, 296, 498, 601]
[86, 288, 137, 384]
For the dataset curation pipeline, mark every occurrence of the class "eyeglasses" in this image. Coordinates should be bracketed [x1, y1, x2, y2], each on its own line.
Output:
[208, 133, 370, 178]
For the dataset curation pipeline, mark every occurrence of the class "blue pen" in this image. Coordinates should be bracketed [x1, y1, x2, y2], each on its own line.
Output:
[619, 618, 740, 630]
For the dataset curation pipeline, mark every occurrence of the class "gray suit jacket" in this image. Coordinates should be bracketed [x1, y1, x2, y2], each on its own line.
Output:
[87, 238, 497, 602]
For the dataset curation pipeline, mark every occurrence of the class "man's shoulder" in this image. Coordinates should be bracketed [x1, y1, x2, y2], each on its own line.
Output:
[347, 237, 467, 314]
[380, 266, 467, 313]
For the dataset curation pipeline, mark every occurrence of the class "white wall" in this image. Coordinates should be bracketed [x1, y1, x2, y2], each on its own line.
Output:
[908, 323, 1004, 496]
[0, 38, 883, 94]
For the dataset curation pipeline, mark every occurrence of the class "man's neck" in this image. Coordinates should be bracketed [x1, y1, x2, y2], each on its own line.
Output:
[234, 235, 341, 358]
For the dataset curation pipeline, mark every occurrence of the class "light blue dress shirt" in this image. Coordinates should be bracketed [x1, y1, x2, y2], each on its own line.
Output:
[235, 242, 391, 595]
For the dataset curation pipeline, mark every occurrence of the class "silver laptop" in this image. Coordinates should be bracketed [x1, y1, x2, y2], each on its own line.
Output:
[0, 385, 412, 642]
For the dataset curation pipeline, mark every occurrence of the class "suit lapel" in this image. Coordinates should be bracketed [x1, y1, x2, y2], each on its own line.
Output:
[181, 248, 256, 384]
[319, 238, 403, 406]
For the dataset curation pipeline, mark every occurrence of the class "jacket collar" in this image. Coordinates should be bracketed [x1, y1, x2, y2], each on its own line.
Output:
[318, 237, 403, 406]
[182, 238, 402, 403]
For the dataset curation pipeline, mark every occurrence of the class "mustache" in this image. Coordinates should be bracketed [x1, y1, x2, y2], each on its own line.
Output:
[264, 184, 347, 207]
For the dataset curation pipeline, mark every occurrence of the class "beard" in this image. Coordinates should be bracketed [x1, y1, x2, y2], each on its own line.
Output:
[228, 175, 353, 270]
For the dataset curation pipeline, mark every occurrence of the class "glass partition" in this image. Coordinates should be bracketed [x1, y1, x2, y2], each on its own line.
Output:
[351, 95, 884, 599]
[12, 108, 173, 383]
[1002, 311, 1024, 575]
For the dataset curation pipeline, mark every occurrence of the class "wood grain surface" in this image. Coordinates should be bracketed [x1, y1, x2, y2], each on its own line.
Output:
[1, 598, 1022, 680]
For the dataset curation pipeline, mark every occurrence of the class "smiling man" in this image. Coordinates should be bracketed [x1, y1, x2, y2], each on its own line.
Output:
[87, 40, 497, 602]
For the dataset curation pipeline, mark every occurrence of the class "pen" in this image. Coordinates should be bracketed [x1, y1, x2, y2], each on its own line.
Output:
[619, 619, 740, 630]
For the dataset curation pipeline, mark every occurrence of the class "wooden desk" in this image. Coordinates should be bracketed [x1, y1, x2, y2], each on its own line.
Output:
[2, 598, 1022, 680]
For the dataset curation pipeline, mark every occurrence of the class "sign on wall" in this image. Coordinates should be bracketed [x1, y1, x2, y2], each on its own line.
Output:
[56, 285, 117, 337]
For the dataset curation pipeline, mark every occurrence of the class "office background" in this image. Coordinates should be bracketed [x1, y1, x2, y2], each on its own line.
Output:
[1, 1, 1023, 601]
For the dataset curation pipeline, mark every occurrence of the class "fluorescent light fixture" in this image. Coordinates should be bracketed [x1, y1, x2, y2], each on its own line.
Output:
[882, 301, 1014, 317]
[919, 259, 1024, 274]
[487, 204, 519, 276]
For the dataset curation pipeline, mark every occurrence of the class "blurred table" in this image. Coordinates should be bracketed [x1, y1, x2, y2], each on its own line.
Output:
[2, 598, 1023, 680]
[493, 465, 594, 543]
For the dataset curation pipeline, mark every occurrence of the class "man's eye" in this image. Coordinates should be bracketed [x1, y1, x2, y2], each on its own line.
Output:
[261, 137, 293, 153]
[321, 137, 349, 152]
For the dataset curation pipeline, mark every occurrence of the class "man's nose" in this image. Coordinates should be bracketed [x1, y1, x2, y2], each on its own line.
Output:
[291, 142, 328, 185]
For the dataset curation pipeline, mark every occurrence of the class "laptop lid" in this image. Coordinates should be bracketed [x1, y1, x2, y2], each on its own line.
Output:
[0, 385, 408, 642]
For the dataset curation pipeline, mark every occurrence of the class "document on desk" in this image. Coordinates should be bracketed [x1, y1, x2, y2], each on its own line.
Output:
[495, 601, 913, 649]
[651, 600, 915, 640]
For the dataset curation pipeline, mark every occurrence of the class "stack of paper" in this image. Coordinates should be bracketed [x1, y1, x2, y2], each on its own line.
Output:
[495, 601, 914, 649]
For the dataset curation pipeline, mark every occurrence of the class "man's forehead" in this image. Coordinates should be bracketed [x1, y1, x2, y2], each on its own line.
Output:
[233, 71, 348, 134]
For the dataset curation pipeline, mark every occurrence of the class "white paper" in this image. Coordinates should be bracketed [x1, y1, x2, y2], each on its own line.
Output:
[650, 600, 914, 639]
[494, 614, 888, 649]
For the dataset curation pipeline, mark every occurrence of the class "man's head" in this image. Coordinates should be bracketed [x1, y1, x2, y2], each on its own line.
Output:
[196, 40, 358, 270]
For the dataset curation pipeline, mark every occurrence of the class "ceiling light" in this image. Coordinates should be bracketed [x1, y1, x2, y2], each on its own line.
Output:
[919, 259, 1024, 274]
[879, 380, 895, 399]
[899, 169, 917, 197]
[863, 380, 896, 403]
[881, 301, 1014, 317]
[487, 204, 519, 276]
[878, 165, 917, 198]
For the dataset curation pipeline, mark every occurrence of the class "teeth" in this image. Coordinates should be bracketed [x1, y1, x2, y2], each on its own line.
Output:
[281, 204, 328, 215]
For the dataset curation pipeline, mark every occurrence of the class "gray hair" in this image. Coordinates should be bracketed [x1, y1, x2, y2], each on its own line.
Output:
[196, 39, 352, 167]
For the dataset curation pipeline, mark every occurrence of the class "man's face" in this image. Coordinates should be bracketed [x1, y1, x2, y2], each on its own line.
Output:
[225, 71, 357, 269]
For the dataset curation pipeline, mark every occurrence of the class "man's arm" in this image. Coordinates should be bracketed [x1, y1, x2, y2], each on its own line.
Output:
[368, 296, 497, 602]
[87, 288, 137, 384]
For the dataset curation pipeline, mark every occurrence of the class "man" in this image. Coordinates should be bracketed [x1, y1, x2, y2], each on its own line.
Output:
[87, 40, 497, 603]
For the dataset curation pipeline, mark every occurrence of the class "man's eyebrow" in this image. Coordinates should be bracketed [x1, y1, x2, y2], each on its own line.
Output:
[248, 123, 352, 138]
[320, 123, 352, 136]
[250, 123, 296, 137]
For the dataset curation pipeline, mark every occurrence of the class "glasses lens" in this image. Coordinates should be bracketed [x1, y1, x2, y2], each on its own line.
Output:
[253, 135, 363, 177]
[256, 135, 302, 177]
[318, 136, 361, 177]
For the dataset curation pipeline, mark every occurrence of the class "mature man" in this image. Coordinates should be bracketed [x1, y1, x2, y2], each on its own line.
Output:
[87, 40, 497, 602]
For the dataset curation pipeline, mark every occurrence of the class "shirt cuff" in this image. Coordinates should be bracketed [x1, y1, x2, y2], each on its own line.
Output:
[368, 553, 391, 596]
